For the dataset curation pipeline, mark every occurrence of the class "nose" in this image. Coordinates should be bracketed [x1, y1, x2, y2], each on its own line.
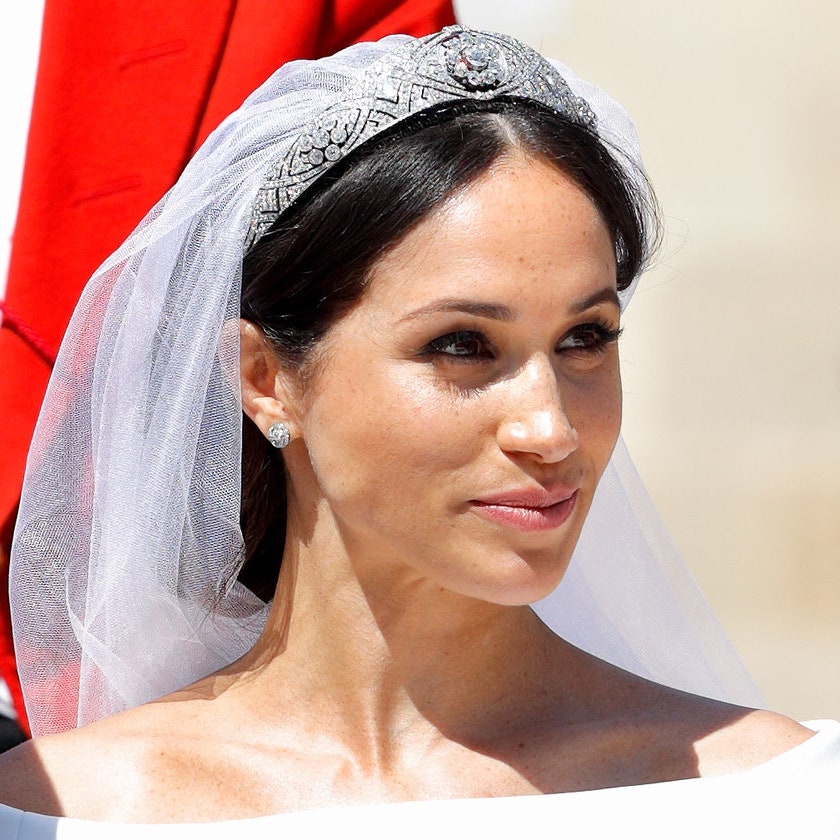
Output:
[496, 357, 579, 463]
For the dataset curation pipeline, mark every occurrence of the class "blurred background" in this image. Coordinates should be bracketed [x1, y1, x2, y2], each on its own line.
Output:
[456, 0, 840, 720]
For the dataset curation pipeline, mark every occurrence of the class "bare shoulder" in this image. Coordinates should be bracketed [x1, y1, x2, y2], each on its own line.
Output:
[624, 674, 814, 777]
[689, 705, 814, 775]
[0, 725, 122, 817]
[516, 651, 816, 789]
[563, 654, 815, 783]
[0, 699, 206, 820]
[0, 737, 63, 815]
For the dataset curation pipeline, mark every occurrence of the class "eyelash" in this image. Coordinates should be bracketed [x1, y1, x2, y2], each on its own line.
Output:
[423, 330, 495, 360]
[422, 322, 622, 362]
[558, 322, 623, 354]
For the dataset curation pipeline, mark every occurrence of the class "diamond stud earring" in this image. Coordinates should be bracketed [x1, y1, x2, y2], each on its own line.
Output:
[267, 422, 291, 449]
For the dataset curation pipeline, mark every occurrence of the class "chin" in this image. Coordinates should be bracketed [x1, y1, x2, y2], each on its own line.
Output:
[461, 550, 574, 608]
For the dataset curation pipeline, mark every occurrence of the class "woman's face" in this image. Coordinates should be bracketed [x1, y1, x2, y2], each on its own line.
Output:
[288, 154, 622, 605]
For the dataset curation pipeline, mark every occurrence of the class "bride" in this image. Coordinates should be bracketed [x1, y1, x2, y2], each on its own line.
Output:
[0, 26, 836, 835]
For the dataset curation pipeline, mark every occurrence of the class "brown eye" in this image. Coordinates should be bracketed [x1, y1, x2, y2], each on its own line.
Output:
[557, 323, 622, 354]
[425, 331, 494, 360]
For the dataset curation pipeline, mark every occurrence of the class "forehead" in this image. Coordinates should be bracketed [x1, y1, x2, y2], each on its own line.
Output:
[363, 155, 617, 314]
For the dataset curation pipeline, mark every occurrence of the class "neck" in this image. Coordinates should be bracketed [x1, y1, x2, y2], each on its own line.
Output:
[228, 508, 581, 761]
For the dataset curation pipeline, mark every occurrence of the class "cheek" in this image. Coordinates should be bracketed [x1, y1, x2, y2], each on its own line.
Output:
[301, 364, 484, 507]
[566, 364, 622, 467]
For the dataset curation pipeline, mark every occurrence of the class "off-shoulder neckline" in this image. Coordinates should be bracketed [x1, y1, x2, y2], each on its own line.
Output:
[2, 719, 837, 830]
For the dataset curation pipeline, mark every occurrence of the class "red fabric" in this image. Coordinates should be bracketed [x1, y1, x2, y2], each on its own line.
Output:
[0, 0, 455, 731]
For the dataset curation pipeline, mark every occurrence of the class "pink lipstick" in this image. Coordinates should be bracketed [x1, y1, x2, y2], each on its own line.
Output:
[470, 488, 578, 532]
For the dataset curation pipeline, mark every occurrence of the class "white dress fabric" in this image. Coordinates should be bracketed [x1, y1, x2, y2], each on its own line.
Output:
[1, 720, 838, 839]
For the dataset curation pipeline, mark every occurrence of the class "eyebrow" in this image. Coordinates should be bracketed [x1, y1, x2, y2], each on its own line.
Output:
[397, 287, 620, 324]
[397, 300, 515, 324]
[570, 287, 621, 314]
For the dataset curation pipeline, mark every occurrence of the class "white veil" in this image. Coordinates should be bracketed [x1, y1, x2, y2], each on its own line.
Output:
[9, 27, 761, 738]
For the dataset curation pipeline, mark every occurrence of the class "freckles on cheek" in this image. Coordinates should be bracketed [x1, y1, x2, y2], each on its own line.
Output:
[391, 375, 481, 466]
[566, 380, 622, 458]
[312, 368, 423, 456]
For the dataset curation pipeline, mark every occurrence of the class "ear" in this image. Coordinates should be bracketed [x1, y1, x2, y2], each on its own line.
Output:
[239, 320, 299, 438]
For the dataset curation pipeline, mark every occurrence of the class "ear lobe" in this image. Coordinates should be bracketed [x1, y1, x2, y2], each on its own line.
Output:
[239, 319, 296, 434]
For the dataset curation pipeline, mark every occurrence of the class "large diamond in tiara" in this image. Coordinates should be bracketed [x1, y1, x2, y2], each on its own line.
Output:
[245, 26, 598, 252]
[445, 32, 506, 91]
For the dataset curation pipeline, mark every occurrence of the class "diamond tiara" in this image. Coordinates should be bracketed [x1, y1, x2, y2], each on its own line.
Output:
[244, 26, 597, 252]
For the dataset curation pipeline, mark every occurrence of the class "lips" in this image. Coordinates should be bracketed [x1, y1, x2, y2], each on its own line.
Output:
[470, 487, 579, 532]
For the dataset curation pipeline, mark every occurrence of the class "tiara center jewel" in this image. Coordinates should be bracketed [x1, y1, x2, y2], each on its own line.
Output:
[446, 33, 505, 91]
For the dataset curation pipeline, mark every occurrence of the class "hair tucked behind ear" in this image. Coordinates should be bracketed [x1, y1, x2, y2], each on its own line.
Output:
[238, 98, 659, 600]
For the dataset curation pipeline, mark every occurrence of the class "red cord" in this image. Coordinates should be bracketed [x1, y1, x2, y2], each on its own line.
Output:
[0, 300, 57, 366]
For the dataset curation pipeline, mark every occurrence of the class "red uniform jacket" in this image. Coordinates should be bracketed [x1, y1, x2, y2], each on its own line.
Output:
[0, 0, 456, 732]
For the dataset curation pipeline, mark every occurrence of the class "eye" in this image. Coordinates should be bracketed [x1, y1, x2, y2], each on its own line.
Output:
[557, 322, 622, 355]
[422, 330, 494, 361]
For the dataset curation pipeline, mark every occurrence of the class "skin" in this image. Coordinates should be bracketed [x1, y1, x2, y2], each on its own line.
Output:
[0, 155, 810, 822]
